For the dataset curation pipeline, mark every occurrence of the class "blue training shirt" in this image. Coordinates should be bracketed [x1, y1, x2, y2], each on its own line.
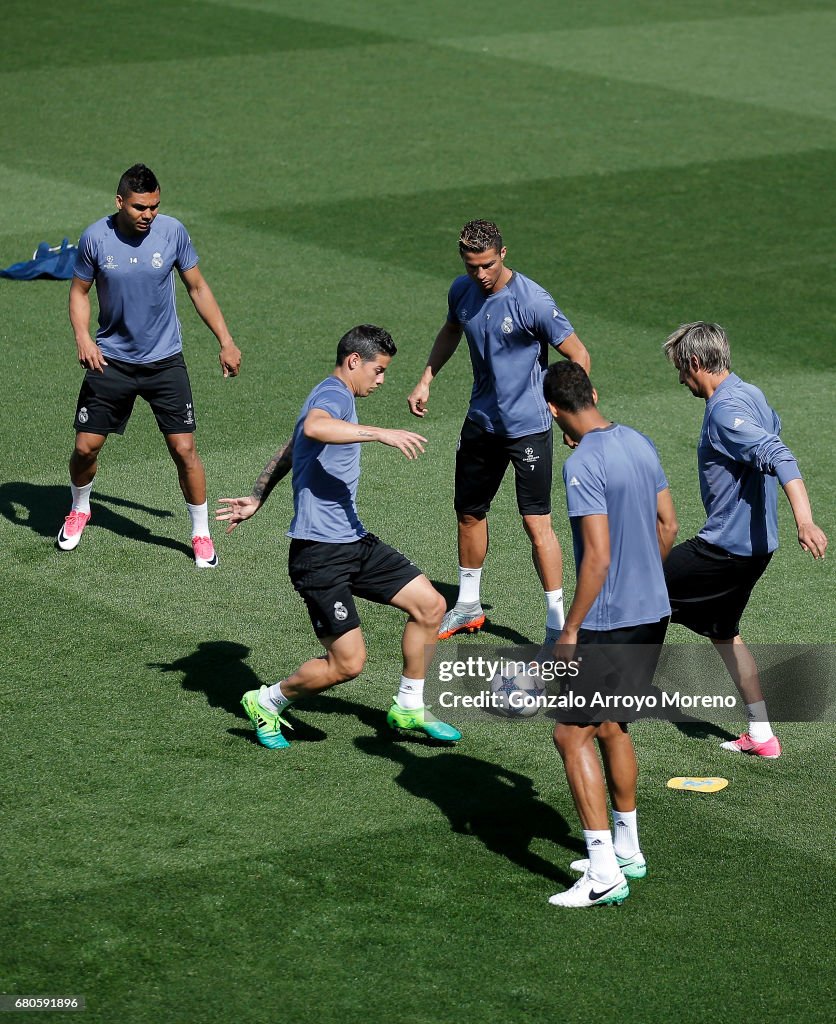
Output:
[697, 374, 800, 557]
[447, 270, 574, 438]
[287, 377, 367, 544]
[74, 213, 198, 364]
[564, 424, 671, 631]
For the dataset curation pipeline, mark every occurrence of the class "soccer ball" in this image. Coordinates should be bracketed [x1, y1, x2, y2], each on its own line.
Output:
[489, 667, 545, 718]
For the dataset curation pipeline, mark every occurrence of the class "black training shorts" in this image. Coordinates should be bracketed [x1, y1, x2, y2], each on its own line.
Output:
[555, 615, 670, 725]
[288, 533, 423, 639]
[454, 417, 553, 517]
[73, 353, 196, 436]
[664, 536, 772, 641]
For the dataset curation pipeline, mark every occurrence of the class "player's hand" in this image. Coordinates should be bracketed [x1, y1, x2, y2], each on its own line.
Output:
[219, 340, 242, 378]
[215, 496, 261, 533]
[554, 625, 579, 664]
[407, 382, 431, 418]
[562, 431, 578, 450]
[76, 336, 108, 373]
[798, 521, 828, 559]
[376, 428, 428, 460]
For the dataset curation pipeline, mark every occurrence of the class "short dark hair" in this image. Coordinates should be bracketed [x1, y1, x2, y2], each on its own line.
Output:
[543, 361, 595, 412]
[459, 219, 503, 255]
[117, 164, 159, 197]
[336, 324, 397, 365]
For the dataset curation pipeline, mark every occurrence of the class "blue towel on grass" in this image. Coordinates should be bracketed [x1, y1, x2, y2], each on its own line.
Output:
[0, 238, 78, 280]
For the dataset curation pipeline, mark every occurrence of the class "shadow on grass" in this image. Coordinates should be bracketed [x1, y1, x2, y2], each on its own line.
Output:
[674, 720, 737, 742]
[149, 640, 327, 744]
[304, 690, 582, 882]
[0, 481, 192, 558]
[151, 647, 580, 882]
[354, 732, 583, 885]
[430, 579, 533, 646]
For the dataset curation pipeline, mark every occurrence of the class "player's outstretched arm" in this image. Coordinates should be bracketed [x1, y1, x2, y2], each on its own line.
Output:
[371, 428, 428, 460]
[215, 496, 261, 534]
[783, 478, 828, 559]
[407, 321, 463, 417]
[215, 436, 295, 533]
[179, 265, 241, 378]
[69, 276, 108, 373]
[304, 410, 427, 459]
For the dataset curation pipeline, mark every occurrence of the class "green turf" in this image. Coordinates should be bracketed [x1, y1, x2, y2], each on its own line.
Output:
[2, 2, 834, 1022]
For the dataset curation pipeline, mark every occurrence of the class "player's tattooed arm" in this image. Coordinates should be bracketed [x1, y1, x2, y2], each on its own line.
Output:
[250, 436, 295, 503]
[216, 437, 294, 533]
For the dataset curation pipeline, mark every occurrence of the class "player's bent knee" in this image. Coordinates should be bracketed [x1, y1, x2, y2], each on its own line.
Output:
[331, 650, 366, 682]
[413, 587, 446, 629]
[73, 436, 106, 461]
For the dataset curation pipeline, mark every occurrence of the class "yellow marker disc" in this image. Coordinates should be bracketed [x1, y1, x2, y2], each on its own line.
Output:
[667, 777, 729, 793]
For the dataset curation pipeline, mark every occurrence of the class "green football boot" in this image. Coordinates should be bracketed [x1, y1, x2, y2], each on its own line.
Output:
[386, 699, 462, 742]
[241, 686, 293, 749]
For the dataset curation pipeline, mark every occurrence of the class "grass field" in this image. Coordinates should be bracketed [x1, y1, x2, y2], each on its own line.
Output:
[2, 2, 835, 1022]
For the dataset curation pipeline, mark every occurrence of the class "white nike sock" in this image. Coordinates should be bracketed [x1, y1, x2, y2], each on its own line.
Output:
[746, 701, 774, 743]
[583, 829, 620, 882]
[457, 566, 482, 606]
[544, 588, 565, 632]
[612, 808, 640, 859]
[71, 482, 93, 515]
[186, 501, 210, 538]
[397, 675, 425, 710]
[262, 681, 291, 712]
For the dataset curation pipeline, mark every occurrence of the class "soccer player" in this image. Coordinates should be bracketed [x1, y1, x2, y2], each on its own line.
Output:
[58, 163, 241, 566]
[663, 322, 828, 757]
[543, 362, 677, 908]
[216, 324, 461, 750]
[407, 220, 590, 644]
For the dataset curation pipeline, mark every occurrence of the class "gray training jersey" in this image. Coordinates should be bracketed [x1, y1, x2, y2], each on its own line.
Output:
[697, 374, 800, 557]
[564, 424, 671, 631]
[287, 377, 366, 544]
[73, 214, 198, 364]
[447, 270, 574, 438]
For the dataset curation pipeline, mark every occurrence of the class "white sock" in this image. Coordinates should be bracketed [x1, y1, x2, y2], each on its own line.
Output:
[262, 681, 291, 712]
[544, 588, 565, 632]
[186, 501, 210, 538]
[397, 675, 425, 710]
[612, 808, 640, 859]
[457, 566, 482, 606]
[71, 482, 93, 515]
[583, 829, 619, 882]
[746, 701, 774, 743]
